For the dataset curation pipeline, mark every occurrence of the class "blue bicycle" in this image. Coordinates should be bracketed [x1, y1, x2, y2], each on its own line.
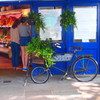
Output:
[29, 46, 98, 84]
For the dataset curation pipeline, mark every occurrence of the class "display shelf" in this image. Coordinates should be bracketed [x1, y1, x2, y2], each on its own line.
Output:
[0, 26, 11, 29]
[0, 40, 11, 58]
[0, 46, 12, 58]
[0, 41, 10, 48]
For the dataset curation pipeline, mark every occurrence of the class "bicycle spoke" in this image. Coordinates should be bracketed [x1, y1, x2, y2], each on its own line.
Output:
[31, 66, 50, 84]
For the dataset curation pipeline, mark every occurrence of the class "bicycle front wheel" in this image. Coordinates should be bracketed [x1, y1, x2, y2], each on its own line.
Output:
[72, 56, 98, 82]
[31, 66, 50, 84]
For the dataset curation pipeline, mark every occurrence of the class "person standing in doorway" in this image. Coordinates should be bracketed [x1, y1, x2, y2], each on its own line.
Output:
[10, 19, 20, 69]
[18, 17, 31, 71]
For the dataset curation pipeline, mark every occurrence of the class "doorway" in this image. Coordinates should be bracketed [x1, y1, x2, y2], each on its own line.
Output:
[67, 5, 99, 74]
[0, 5, 30, 69]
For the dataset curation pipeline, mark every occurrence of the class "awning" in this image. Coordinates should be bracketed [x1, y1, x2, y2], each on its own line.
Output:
[0, 13, 22, 27]
[0, 12, 22, 19]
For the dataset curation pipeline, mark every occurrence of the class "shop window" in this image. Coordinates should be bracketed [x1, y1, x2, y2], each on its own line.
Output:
[74, 6, 97, 42]
[38, 7, 62, 41]
[0, 5, 30, 58]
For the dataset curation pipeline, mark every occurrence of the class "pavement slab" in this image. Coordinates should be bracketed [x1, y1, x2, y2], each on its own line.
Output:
[0, 69, 100, 100]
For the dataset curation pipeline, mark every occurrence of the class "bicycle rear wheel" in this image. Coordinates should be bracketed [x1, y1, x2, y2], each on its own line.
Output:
[30, 66, 50, 84]
[72, 56, 98, 82]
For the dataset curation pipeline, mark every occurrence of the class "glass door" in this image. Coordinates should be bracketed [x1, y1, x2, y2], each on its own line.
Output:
[68, 6, 99, 73]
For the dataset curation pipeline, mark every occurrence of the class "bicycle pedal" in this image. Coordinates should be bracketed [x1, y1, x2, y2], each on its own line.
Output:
[60, 77, 65, 80]
[50, 74, 53, 77]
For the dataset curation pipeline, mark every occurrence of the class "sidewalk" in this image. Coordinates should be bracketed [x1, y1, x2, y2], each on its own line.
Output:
[0, 69, 100, 100]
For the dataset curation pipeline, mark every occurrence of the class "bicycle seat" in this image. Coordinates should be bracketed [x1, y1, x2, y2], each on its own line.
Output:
[77, 54, 93, 57]
[70, 47, 82, 51]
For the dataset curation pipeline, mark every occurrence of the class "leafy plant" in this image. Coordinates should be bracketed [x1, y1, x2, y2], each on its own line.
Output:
[26, 11, 45, 33]
[26, 36, 55, 67]
[60, 9, 77, 31]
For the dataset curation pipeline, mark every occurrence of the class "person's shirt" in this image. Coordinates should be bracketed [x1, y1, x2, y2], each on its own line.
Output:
[18, 24, 31, 37]
[10, 27, 20, 44]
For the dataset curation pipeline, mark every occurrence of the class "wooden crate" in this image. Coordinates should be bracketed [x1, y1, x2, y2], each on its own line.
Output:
[32, 56, 45, 64]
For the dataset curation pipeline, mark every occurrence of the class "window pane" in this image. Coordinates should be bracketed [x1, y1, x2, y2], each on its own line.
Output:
[39, 7, 62, 40]
[74, 6, 97, 42]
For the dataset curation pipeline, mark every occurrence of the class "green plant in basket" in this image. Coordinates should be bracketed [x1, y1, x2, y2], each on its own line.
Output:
[26, 36, 55, 67]
[60, 9, 77, 31]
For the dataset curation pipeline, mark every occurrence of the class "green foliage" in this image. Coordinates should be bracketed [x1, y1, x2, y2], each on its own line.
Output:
[26, 36, 55, 67]
[26, 11, 45, 33]
[60, 9, 77, 31]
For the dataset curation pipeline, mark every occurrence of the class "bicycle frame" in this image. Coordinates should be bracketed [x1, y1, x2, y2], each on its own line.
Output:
[45, 52, 77, 77]
[46, 48, 93, 78]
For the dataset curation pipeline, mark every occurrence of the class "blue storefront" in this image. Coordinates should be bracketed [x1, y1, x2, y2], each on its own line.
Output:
[0, 0, 100, 74]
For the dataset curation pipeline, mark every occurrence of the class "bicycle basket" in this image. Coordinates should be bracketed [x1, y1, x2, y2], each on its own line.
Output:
[52, 53, 74, 62]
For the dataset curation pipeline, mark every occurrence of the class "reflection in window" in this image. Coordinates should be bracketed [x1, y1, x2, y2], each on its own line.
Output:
[74, 6, 97, 42]
[39, 7, 62, 40]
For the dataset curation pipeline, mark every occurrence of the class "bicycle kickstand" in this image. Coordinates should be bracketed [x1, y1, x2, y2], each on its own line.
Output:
[23, 69, 29, 86]
[60, 72, 68, 80]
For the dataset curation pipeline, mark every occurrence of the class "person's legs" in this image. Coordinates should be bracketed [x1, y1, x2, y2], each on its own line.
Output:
[20, 46, 25, 68]
[11, 42, 16, 67]
[20, 36, 30, 71]
[14, 43, 20, 67]
[20, 46, 29, 71]
[11, 42, 20, 68]
[24, 47, 29, 68]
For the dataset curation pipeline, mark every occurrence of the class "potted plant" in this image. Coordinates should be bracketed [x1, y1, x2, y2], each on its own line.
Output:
[26, 11, 45, 33]
[60, 9, 77, 31]
[26, 36, 55, 68]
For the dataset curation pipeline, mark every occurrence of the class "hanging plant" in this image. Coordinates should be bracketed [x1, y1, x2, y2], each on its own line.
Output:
[60, 9, 77, 31]
[26, 11, 45, 33]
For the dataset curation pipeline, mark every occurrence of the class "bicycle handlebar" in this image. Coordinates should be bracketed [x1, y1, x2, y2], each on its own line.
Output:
[52, 43, 61, 48]
[52, 43, 82, 52]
